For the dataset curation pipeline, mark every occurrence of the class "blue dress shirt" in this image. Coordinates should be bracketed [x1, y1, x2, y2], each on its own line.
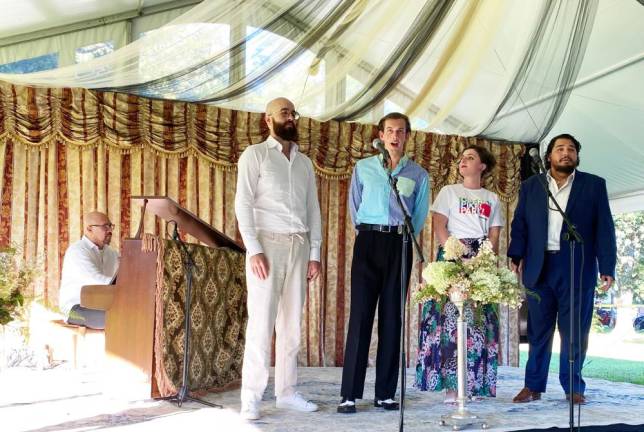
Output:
[349, 154, 430, 235]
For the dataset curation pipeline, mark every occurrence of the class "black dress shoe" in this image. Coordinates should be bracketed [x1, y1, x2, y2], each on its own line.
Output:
[337, 399, 356, 414]
[374, 399, 399, 410]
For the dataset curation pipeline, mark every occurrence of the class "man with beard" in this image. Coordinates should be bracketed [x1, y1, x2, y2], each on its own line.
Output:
[59, 211, 119, 329]
[235, 97, 322, 420]
[508, 133, 616, 404]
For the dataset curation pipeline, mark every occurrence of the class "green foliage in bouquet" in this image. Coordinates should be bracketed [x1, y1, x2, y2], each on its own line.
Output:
[0, 246, 40, 325]
[413, 236, 531, 308]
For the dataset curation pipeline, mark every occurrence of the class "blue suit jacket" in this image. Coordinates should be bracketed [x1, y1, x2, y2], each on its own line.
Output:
[507, 170, 616, 290]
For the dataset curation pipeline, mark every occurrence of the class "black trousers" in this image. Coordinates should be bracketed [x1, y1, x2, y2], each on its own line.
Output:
[340, 230, 412, 400]
[67, 304, 105, 330]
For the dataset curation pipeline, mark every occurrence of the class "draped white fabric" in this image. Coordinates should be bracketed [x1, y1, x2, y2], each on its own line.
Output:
[0, 22, 128, 66]
[0, 3, 193, 68]
[3, 0, 642, 202]
[542, 0, 644, 200]
[0, 0, 597, 142]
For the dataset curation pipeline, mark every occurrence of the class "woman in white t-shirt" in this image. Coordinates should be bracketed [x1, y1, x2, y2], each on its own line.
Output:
[414, 145, 504, 402]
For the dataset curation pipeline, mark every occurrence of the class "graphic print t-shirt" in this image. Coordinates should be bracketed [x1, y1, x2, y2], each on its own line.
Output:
[430, 183, 504, 239]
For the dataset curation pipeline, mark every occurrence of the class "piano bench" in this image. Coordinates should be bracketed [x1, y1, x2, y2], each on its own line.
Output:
[45, 319, 104, 368]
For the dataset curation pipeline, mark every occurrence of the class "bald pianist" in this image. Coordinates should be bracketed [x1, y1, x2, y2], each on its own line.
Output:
[58, 211, 119, 330]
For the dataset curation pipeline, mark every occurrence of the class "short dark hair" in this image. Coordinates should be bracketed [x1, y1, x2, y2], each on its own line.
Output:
[462, 145, 496, 177]
[544, 133, 581, 169]
[378, 112, 411, 133]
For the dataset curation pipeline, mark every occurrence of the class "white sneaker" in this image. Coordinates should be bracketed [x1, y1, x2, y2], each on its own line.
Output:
[240, 401, 260, 420]
[276, 392, 318, 412]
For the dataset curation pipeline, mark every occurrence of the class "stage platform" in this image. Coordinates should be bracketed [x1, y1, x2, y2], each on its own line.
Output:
[2, 366, 644, 431]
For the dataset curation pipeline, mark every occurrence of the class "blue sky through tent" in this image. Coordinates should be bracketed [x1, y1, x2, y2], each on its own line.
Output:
[0, 52, 58, 74]
[75, 41, 114, 64]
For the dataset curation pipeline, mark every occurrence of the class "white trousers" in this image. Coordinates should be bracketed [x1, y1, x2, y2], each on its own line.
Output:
[240, 231, 309, 403]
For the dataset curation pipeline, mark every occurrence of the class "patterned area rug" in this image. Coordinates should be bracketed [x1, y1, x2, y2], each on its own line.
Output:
[1, 365, 643, 432]
[522, 426, 644, 432]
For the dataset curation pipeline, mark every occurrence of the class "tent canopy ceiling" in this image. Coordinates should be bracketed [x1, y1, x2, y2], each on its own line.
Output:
[0, 0, 179, 39]
[0, 0, 642, 204]
[543, 0, 644, 201]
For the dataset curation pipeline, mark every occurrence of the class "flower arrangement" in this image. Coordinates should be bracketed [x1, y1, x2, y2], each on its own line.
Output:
[413, 236, 526, 308]
[0, 246, 40, 325]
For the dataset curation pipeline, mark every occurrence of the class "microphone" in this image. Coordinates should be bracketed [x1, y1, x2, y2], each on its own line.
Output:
[529, 147, 546, 173]
[372, 138, 390, 163]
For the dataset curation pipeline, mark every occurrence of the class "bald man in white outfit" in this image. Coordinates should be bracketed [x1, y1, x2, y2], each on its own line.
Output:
[59, 211, 118, 329]
[235, 97, 322, 421]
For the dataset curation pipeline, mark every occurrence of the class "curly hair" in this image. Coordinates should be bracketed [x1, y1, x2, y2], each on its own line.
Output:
[461, 145, 496, 177]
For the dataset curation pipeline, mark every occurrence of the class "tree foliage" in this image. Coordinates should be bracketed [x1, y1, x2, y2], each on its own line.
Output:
[613, 211, 644, 303]
[0, 246, 39, 325]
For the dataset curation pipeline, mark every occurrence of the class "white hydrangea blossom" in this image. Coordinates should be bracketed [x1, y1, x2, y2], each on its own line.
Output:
[443, 236, 467, 261]
[414, 236, 528, 308]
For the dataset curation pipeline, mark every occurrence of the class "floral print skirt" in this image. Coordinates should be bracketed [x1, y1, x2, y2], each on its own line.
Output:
[414, 238, 499, 397]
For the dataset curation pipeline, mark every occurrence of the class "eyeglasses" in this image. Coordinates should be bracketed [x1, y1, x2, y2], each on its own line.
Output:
[89, 223, 115, 230]
[270, 109, 300, 120]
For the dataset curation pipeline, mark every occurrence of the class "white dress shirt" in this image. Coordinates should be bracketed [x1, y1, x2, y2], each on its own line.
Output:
[546, 170, 576, 251]
[58, 236, 119, 317]
[235, 135, 322, 261]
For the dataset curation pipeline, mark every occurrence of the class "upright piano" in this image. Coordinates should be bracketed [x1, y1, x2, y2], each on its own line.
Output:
[81, 196, 245, 399]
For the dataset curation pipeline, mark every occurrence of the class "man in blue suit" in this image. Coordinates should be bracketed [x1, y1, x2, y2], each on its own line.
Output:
[508, 133, 616, 404]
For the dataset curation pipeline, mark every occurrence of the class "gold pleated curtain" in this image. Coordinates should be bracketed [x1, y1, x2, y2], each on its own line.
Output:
[0, 81, 524, 367]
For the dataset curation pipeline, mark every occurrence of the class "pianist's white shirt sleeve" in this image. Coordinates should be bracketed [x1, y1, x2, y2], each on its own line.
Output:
[58, 237, 119, 317]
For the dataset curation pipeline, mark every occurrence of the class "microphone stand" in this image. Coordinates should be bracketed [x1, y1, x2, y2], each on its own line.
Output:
[381, 157, 425, 432]
[165, 221, 221, 409]
[530, 161, 582, 432]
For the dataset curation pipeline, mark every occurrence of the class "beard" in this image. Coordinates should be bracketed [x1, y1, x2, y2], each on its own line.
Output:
[552, 158, 578, 175]
[273, 120, 298, 142]
[554, 164, 575, 175]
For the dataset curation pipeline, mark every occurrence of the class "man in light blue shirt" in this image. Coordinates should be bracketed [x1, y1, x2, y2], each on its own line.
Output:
[338, 112, 429, 414]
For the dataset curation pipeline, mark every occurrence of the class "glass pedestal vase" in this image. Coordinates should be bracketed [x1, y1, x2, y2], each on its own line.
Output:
[440, 299, 489, 430]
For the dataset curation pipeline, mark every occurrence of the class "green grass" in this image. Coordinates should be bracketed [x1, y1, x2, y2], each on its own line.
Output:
[519, 349, 644, 386]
